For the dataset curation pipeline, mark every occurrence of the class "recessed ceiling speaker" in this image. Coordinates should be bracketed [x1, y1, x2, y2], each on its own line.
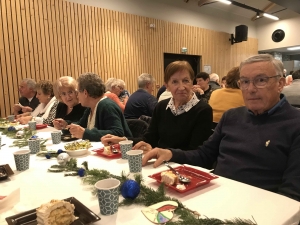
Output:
[272, 29, 285, 42]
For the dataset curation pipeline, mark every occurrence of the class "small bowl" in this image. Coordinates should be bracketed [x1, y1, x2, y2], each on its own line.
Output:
[65, 148, 88, 157]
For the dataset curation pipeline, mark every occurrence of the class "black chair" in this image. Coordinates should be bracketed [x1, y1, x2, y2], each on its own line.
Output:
[126, 119, 149, 138]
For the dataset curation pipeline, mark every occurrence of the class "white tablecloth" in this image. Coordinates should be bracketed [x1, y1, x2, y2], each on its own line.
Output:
[0, 127, 300, 225]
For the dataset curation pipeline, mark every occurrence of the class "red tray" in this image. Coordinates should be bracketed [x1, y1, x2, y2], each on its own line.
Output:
[36, 124, 47, 129]
[92, 144, 121, 159]
[148, 165, 218, 193]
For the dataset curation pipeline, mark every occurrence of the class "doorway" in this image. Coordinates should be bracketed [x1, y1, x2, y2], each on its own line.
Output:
[163, 53, 201, 77]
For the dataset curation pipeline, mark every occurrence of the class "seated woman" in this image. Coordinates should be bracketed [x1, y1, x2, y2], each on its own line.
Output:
[55, 73, 132, 142]
[104, 78, 128, 112]
[209, 66, 245, 128]
[101, 61, 213, 152]
[17, 80, 58, 125]
[52, 76, 86, 129]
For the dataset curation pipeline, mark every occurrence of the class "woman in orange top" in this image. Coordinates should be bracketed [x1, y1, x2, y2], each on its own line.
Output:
[105, 78, 128, 112]
[209, 67, 245, 126]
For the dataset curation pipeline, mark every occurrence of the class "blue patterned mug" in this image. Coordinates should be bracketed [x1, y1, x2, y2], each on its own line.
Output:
[95, 178, 120, 215]
[13, 150, 30, 171]
[28, 139, 40, 154]
[126, 150, 143, 173]
[119, 140, 133, 159]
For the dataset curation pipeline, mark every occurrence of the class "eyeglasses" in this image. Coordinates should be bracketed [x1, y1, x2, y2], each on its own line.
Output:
[238, 75, 280, 90]
[60, 90, 76, 97]
[117, 86, 124, 91]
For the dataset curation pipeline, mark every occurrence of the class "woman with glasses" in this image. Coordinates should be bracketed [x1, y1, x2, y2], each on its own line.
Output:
[17, 80, 59, 125]
[55, 73, 132, 141]
[104, 78, 128, 112]
[52, 76, 86, 129]
[209, 67, 245, 128]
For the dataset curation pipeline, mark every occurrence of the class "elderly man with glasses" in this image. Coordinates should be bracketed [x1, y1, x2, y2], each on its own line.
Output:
[142, 54, 300, 201]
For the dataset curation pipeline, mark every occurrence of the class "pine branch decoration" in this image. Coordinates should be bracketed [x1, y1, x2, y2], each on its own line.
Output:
[82, 169, 257, 225]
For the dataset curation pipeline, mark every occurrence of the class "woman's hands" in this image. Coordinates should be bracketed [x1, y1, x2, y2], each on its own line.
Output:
[192, 85, 204, 95]
[132, 141, 153, 154]
[67, 124, 85, 139]
[53, 118, 68, 130]
[17, 116, 33, 125]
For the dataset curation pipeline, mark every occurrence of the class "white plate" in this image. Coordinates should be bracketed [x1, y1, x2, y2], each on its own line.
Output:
[65, 149, 88, 156]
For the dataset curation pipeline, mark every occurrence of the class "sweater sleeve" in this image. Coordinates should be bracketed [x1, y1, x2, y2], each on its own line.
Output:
[188, 103, 213, 149]
[170, 113, 223, 169]
[110, 93, 126, 112]
[278, 134, 300, 201]
[82, 100, 126, 141]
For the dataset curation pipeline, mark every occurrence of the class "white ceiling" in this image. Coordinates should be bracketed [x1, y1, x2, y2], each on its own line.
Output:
[193, 0, 300, 55]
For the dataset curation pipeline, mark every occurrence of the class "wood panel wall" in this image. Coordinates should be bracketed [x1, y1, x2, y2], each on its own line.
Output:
[0, 0, 258, 117]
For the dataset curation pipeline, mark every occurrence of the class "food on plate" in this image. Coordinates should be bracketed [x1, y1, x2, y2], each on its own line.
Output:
[103, 146, 111, 155]
[64, 140, 91, 150]
[36, 199, 76, 225]
[176, 184, 186, 190]
[161, 171, 178, 186]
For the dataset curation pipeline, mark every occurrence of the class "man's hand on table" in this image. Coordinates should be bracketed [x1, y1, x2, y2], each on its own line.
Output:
[133, 141, 152, 154]
[142, 148, 173, 168]
[101, 134, 125, 145]
[67, 124, 85, 139]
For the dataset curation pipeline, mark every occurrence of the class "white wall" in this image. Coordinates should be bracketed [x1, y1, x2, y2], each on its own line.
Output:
[256, 14, 300, 51]
[66, 0, 257, 38]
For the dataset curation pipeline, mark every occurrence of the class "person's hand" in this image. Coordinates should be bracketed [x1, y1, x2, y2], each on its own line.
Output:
[67, 124, 85, 139]
[101, 134, 125, 145]
[53, 118, 68, 130]
[21, 106, 33, 113]
[13, 104, 22, 112]
[17, 116, 32, 125]
[142, 148, 173, 168]
[192, 85, 204, 94]
[133, 141, 152, 154]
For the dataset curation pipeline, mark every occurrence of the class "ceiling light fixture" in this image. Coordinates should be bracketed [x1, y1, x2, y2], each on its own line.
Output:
[217, 0, 280, 21]
[219, 0, 232, 5]
[263, 13, 279, 20]
[287, 46, 300, 51]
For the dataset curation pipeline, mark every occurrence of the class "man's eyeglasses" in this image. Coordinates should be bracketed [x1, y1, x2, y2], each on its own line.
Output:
[238, 75, 280, 90]
[60, 90, 76, 97]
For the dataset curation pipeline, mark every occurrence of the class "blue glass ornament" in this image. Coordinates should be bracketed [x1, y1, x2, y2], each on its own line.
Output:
[121, 180, 140, 199]
[7, 126, 16, 131]
[31, 135, 38, 139]
[57, 149, 64, 154]
[45, 154, 51, 159]
[78, 168, 85, 177]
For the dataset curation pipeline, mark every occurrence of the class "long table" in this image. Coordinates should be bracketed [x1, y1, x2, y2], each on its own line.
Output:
[1, 127, 300, 225]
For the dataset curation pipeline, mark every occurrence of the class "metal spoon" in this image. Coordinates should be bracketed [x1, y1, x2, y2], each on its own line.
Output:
[163, 161, 191, 183]
[110, 144, 119, 154]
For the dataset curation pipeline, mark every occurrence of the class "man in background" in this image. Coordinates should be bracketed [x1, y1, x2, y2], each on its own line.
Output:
[13, 78, 39, 116]
[142, 54, 300, 201]
[124, 73, 157, 119]
[209, 73, 221, 90]
[282, 70, 300, 108]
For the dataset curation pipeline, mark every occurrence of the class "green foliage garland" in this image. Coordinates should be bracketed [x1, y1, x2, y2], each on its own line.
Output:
[82, 169, 257, 225]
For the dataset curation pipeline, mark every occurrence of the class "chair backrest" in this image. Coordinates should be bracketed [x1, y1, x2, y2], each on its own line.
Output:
[126, 119, 149, 138]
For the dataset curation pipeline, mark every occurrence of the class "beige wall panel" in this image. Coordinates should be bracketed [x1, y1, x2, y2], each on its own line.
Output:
[0, 0, 258, 117]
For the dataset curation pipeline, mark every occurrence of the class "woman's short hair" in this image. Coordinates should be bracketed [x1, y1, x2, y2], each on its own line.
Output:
[53, 76, 77, 102]
[164, 61, 194, 83]
[105, 78, 126, 91]
[138, 73, 155, 88]
[35, 80, 54, 97]
[77, 72, 106, 98]
[225, 67, 240, 89]
[240, 54, 284, 77]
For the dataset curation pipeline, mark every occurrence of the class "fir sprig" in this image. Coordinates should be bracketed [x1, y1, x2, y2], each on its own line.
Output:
[82, 169, 257, 225]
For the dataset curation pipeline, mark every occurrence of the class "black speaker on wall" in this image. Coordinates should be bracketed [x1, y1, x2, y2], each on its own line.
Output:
[235, 25, 248, 42]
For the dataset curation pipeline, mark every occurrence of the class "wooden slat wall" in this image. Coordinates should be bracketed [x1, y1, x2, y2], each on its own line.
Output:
[0, 0, 258, 117]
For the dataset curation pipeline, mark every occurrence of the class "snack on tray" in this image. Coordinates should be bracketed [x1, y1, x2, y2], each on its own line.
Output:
[64, 140, 91, 150]
[36, 199, 76, 225]
[161, 171, 178, 186]
[103, 146, 111, 155]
